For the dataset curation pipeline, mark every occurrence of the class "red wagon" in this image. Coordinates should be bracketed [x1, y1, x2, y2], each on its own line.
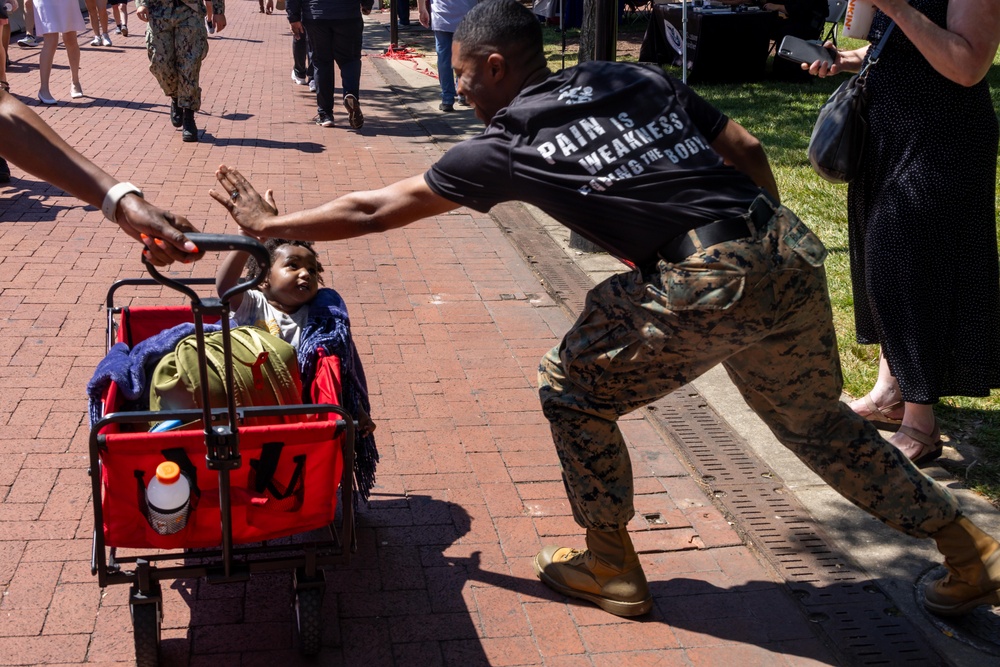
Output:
[88, 235, 357, 666]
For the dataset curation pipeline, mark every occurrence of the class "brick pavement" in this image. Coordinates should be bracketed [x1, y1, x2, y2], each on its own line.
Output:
[1, 4, 840, 665]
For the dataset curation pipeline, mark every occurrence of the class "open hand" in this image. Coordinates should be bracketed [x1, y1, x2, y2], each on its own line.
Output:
[210, 164, 278, 238]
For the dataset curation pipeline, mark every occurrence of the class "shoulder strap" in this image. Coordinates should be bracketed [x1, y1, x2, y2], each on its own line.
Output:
[866, 21, 896, 64]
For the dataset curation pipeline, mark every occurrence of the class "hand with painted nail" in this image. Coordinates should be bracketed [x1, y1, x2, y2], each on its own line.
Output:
[117, 195, 203, 266]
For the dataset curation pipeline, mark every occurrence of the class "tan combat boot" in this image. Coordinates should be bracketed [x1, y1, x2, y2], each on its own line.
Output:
[533, 527, 652, 617]
[924, 515, 1000, 616]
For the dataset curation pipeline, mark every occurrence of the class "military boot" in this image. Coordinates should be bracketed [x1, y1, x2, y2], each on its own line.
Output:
[170, 98, 182, 129]
[534, 527, 652, 617]
[924, 515, 1000, 616]
[181, 109, 198, 143]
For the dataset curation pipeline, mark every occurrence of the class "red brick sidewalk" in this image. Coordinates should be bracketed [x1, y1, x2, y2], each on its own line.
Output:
[0, 4, 838, 665]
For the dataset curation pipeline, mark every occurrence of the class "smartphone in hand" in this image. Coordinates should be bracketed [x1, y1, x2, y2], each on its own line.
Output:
[777, 36, 837, 65]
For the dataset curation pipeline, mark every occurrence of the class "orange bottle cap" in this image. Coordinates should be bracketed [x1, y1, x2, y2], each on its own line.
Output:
[155, 461, 181, 484]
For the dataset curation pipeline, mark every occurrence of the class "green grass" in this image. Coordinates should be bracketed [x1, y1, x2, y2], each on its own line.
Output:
[682, 44, 1000, 506]
[538, 27, 1000, 505]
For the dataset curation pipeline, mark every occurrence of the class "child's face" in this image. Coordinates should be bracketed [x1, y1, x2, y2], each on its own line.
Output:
[261, 244, 321, 313]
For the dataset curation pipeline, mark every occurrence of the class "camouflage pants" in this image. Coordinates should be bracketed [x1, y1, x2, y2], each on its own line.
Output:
[538, 197, 958, 538]
[145, 5, 208, 110]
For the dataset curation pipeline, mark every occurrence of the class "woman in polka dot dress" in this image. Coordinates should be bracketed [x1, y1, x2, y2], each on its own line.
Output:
[807, 0, 1000, 464]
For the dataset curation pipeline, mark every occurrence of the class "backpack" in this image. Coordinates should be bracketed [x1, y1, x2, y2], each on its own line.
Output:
[149, 326, 303, 425]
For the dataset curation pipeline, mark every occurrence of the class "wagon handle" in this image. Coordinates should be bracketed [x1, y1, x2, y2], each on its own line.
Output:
[142, 234, 271, 305]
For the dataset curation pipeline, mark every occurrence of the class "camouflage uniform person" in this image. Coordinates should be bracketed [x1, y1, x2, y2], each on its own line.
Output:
[136, 0, 226, 142]
[212, 0, 1000, 620]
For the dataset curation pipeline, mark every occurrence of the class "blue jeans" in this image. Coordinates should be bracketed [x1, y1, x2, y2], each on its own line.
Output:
[434, 30, 455, 105]
[303, 17, 363, 115]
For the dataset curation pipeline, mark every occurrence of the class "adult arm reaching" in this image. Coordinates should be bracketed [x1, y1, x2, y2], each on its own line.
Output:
[209, 164, 459, 242]
[0, 90, 202, 265]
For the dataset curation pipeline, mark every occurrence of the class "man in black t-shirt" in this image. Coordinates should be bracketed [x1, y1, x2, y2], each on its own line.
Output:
[212, 0, 1000, 620]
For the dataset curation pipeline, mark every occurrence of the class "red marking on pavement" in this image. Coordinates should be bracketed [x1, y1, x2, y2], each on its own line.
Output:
[377, 45, 438, 79]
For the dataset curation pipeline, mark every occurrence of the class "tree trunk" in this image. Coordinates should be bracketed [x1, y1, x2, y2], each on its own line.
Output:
[578, 0, 597, 63]
[569, 0, 606, 253]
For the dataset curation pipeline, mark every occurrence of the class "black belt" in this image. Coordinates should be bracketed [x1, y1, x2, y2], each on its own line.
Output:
[646, 196, 776, 271]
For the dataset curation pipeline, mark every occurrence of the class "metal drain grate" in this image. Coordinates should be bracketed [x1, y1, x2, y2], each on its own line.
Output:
[493, 203, 591, 315]
[652, 388, 944, 665]
[496, 207, 951, 666]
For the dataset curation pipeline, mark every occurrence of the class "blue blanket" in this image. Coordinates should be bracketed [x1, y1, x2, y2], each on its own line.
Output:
[298, 288, 379, 502]
[87, 321, 227, 427]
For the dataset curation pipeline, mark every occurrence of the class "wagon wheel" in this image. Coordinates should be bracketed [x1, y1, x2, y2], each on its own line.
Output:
[294, 587, 323, 656]
[131, 601, 161, 667]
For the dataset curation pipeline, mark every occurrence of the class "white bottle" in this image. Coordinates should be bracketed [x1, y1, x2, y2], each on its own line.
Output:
[146, 461, 191, 535]
[842, 0, 875, 40]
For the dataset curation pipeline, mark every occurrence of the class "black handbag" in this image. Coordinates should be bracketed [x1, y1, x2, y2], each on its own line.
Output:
[808, 21, 896, 184]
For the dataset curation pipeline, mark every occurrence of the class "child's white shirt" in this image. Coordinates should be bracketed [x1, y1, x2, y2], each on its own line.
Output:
[233, 289, 309, 349]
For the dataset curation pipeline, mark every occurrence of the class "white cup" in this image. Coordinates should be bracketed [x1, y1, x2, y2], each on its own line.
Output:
[842, 0, 875, 39]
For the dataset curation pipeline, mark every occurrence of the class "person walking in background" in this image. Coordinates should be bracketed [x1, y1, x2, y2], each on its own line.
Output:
[805, 0, 1000, 466]
[287, 0, 371, 129]
[0, 0, 16, 92]
[136, 0, 226, 142]
[213, 0, 1000, 621]
[290, 26, 312, 87]
[109, 0, 129, 35]
[395, 0, 409, 27]
[34, 0, 85, 103]
[417, 0, 476, 112]
[84, 0, 113, 45]
[0, 0, 14, 72]
[17, 0, 40, 46]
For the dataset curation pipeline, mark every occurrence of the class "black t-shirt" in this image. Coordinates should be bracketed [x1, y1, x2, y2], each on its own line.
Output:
[424, 61, 765, 265]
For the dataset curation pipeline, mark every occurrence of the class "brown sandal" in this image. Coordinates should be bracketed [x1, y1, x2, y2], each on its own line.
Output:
[895, 424, 943, 466]
[0, 82, 9, 93]
[856, 394, 904, 431]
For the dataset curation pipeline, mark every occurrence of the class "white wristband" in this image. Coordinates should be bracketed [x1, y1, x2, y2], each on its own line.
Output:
[101, 182, 144, 223]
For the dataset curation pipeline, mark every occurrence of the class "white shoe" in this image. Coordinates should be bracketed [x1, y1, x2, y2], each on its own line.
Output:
[291, 69, 308, 86]
[309, 80, 316, 92]
[38, 91, 57, 105]
[17, 34, 40, 48]
[91, 35, 102, 46]
[114, 26, 122, 35]
[70, 84, 84, 99]
[101, 33, 113, 46]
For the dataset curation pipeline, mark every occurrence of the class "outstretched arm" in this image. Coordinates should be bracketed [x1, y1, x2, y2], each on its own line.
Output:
[0, 90, 200, 265]
[875, 0, 1000, 87]
[711, 119, 780, 205]
[210, 165, 460, 242]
